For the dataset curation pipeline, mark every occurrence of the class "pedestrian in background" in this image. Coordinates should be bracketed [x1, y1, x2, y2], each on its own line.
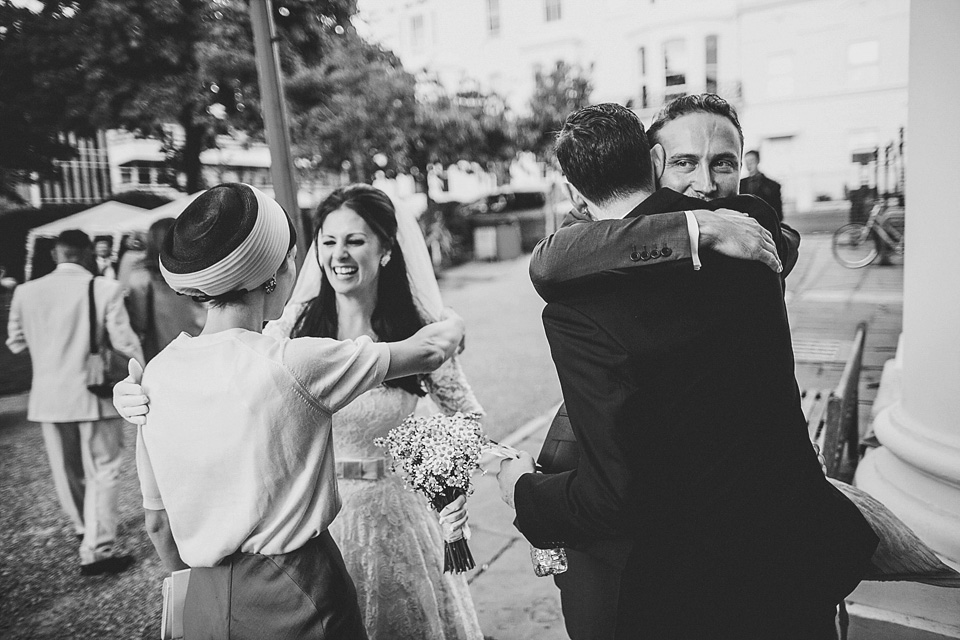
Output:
[94, 238, 117, 279]
[116, 231, 147, 290]
[124, 218, 205, 362]
[5, 229, 144, 575]
[740, 149, 784, 221]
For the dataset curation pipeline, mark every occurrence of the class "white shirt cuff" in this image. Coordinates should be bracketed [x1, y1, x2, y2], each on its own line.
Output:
[683, 210, 702, 271]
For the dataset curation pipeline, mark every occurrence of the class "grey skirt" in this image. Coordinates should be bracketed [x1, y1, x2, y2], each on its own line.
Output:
[183, 530, 368, 640]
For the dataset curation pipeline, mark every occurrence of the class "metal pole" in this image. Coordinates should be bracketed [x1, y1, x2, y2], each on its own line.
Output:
[249, 0, 306, 266]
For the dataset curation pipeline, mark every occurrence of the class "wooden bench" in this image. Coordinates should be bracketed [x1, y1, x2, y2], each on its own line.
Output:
[801, 322, 868, 480]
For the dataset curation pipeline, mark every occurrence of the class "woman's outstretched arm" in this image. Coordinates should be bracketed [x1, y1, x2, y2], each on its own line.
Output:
[385, 309, 465, 380]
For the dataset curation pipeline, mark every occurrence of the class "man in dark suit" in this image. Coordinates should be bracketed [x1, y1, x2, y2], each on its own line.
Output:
[497, 103, 877, 639]
[741, 149, 784, 221]
[524, 94, 804, 640]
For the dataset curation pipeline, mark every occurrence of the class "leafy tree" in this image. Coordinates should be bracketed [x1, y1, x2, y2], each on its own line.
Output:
[0, 0, 356, 193]
[287, 34, 417, 184]
[0, 2, 83, 202]
[289, 52, 516, 189]
[518, 60, 593, 161]
[2, 0, 517, 206]
[408, 76, 516, 189]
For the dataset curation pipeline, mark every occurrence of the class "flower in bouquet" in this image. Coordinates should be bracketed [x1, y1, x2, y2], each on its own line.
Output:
[374, 412, 484, 573]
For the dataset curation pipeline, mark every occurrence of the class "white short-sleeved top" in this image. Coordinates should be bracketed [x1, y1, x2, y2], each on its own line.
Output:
[136, 328, 390, 567]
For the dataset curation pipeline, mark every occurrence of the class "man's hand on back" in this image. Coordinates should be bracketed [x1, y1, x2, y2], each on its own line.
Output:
[694, 208, 782, 273]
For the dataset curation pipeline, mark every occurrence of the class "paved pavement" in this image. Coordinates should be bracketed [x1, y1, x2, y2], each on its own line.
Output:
[461, 231, 904, 639]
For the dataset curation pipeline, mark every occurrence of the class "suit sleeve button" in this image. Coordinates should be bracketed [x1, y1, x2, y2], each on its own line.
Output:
[639, 251, 650, 261]
[630, 251, 642, 262]
[661, 247, 672, 257]
[650, 249, 661, 258]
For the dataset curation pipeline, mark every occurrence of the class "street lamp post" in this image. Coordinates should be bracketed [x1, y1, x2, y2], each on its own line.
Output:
[248, 0, 305, 266]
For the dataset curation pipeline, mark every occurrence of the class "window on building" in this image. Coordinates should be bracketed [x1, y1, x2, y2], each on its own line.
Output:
[410, 14, 425, 51]
[848, 40, 879, 87]
[487, 0, 500, 35]
[638, 46, 649, 108]
[120, 167, 133, 184]
[705, 35, 718, 94]
[766, 52, 795, 99]
[545, 0, 562, 22]
[137, 166, 151, 185]
[664, 39, 687, 102]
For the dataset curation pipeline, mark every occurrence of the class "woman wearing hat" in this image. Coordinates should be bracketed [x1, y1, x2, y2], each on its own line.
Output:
[131, 183, 465, 639]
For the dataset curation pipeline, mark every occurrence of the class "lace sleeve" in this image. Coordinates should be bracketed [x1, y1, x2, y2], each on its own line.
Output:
[422, 356, 485, 416]
[263, 300, 307, 341]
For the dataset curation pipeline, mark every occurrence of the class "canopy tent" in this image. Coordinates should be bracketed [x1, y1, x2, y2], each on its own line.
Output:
[142, 190, 206, 224]
[26, 201, 149, 241]
[25, 202, 148, 280]
[23, 193, 215, 280]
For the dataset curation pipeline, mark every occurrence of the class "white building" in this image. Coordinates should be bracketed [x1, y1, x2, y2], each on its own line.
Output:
[21, 129, 276, 208]
[106, 129, 274, 197]
[357, 0, 909, 211]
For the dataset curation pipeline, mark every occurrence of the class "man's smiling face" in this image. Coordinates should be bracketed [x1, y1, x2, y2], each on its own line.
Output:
[654, 112, 742, 200]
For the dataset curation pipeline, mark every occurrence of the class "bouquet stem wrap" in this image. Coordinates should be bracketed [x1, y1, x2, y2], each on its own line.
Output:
[431, 487, 475, 574]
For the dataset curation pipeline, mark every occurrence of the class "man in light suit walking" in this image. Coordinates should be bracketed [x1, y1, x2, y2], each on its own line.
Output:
[7, 230, 144, 575]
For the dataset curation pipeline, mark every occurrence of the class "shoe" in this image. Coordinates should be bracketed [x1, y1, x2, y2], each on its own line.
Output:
[80, 554, 135, 576]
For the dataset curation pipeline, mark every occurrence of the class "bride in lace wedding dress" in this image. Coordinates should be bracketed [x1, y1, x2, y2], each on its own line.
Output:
[265, 184, 485, 640]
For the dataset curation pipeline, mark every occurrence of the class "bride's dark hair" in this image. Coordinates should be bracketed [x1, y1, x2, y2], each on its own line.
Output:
[291, 184, 426, 396]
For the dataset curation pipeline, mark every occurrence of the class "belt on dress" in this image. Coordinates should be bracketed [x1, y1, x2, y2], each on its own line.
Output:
[335, 458, 387, 481]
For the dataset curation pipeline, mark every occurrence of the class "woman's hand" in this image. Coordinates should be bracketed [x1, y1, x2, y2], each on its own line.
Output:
[113, 359, 149, 425]
[438, 494, 469, 543]
[441, 306, 466, 354]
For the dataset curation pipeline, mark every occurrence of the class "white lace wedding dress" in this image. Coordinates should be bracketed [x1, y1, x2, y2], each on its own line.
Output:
[265, 307, 485, 640]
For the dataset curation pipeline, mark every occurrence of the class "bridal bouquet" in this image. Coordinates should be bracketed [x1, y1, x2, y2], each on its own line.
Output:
[374, 412, 484, 573]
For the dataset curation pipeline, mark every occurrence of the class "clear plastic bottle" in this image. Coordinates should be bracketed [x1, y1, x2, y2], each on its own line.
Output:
[530, 545, 568, 577]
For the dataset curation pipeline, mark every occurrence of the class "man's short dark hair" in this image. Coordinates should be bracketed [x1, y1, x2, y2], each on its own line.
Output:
[647, 94, 745, 149]
[555, 103, 655, 205]
[745, 149, 760, 161]
[55, 229, 92, 252]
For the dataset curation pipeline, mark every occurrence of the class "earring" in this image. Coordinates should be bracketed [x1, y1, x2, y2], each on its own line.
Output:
[380, 254, 391, 268]
[263, 277, 277, 294]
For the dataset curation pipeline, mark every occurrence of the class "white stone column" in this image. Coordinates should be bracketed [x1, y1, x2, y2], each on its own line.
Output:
[854, 0, 960, 567]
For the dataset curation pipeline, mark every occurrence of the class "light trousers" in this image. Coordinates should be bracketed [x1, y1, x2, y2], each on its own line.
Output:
[41, 419, 124, 565]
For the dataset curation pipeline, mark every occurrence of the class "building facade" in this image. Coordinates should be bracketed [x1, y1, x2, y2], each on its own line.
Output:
[19, 129, 274, 208]
[357, 0, 909, 211]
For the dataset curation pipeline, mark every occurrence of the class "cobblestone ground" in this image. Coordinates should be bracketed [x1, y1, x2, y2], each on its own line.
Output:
[0, 410, 165, 639]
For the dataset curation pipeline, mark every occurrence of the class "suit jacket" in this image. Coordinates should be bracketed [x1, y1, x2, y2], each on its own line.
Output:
[515, 189, 877, 635]
[740, 172, 784, 221]
[533, 190, 800, 485]
[6, 264, 143, 422]
[529, 193, 799, 302]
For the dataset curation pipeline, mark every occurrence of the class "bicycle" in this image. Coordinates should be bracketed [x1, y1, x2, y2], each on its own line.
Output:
[832, 198, 905, 268]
